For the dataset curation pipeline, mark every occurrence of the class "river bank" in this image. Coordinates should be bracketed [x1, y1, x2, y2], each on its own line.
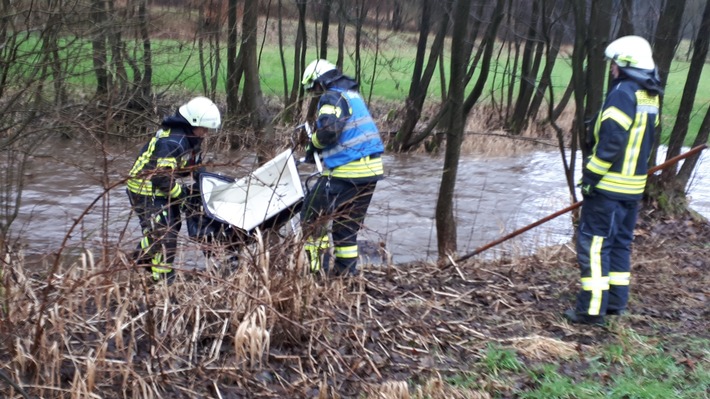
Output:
[1, 212, 708, 398]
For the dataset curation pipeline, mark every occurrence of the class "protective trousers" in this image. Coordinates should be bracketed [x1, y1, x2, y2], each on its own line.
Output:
[127, 190, 182, 280]
[575, 193, 638, 316]
[301, 177, 377, 276]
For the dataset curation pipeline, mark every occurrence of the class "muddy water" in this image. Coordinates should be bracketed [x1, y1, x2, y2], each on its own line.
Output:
[13, 139, 710, 265]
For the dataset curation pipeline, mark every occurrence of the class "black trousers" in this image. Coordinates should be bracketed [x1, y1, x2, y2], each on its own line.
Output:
[575, 193, 638, 316]
[300, 177, 377, 275]
[127, 190, 182, 274]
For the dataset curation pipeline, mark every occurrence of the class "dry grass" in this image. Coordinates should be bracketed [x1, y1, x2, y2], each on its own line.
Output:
[2, 214, 707, 398]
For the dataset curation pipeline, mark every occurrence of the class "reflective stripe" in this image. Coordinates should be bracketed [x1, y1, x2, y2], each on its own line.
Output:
[601, 106, 632, 130]
[586, 155, 612, 175]
[326, 156, 384, 179]
[305, 235, 330, 250]
[151, 265, 172, 273]
[318, 104, 341, 118]
[127, 179, 163, 196]
[609, 272, 631, 286]
[581, 276, 610, 291]
[305, 235, 330, 272]
[596, 172, 647, 195]
[129, 136, 159, 178]
[342, 115, 376, 133]
[169, 183, 182, 199]
[335, 245, 358, 259]
[156, 157, 178, 169]
[586, 235, 606, 315]
[623, 111, 646, 176]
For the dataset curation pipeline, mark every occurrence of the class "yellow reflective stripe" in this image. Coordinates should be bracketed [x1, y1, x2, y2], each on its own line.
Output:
[312, 135, 324, 149]
[126, 179, 169, 196]
[601, 106, 632, 130]
[609, 272, 630, 286]
[586, 235, 606, 315]
[305, 235, 330, 251]
[581, 276, 610, 291]
[305, 235, 329, 272]
[335, 245, 358, 259]
[318, 104, 342, 118]
[636, 91, 659, 109]
[129, 137, 159, 177]
[586, 155, 612, 175]
[169, 184, 182, 199]
[622, 112, 646, 175]
[597, 172, 647, 195]
[156, 157, 177, 169]
[127, 179, 153, 195]
[328, 156, 384, 179]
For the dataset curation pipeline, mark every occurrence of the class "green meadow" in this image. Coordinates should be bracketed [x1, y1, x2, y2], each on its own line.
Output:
[15, 34, 710, 145]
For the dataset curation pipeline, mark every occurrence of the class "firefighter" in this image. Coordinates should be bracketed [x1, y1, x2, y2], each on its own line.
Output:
[564, 36, 663, 325]
[300, 59, 385, 277]
[126, 97, 221, 282]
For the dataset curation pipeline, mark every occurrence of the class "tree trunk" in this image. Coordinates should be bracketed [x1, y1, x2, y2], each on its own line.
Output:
[137, 0, 153, 109]
[226, 0, 241, 116]
[660, 0, 710, 188]
[462, 0, 505, 115]
[290, 0, 308, 122]
[435, 0, 472, 261]
[91, 0, 109, 96]
[569, 0, 587, 157]
[239, 0, 274, 158]
[354, 0, 368, 84]
[648, 0, 686, 168]
[336, 0, 345, 70]
[584, 0, 612, 137]
[391, 0, 436, 152]
[527, 0, 569, 122]
[319, 0, 332, 59]
[509, 0, 542, 135]
[617, 0, 634, 37]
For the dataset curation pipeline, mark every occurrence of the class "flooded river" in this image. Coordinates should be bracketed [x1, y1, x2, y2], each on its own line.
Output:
[12, 139, 710, 265]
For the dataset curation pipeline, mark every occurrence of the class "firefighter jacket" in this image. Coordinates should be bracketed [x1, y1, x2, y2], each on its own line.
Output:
[127, 114, 203, 198]
[311, 77, 384, 182]
[582, 70, 663, 200]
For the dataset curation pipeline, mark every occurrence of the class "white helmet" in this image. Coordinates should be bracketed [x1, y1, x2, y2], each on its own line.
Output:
[302, 59, 337, 90]
[179, 96, 221, 129]
[604, 35, 655, 71]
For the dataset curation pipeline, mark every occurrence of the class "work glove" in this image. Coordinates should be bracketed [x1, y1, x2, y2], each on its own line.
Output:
[580, 183, 595, 197]
[304, 143, 316, 164]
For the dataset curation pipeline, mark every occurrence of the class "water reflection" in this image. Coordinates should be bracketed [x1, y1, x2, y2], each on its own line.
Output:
[12, 140, 710, 264]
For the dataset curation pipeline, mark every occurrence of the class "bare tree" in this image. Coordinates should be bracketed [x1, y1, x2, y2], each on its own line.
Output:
[91, 0, 110, 96]
[435, 0, 473, 260]
[648, 0, 686, 167]
[237, 0, 275, 158]
[226, 0, 242, 116]
[390, 0, 452, 152]
[658, 0, 710, 198]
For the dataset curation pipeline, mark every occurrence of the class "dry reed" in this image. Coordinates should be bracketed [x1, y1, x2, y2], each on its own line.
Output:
[2, 215, 708, 398]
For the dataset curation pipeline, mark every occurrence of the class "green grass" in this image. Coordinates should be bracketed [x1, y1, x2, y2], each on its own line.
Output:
[440, 333, 709, 398]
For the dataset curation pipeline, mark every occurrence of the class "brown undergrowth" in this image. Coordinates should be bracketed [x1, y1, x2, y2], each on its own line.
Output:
[1, 214, 708, 398]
